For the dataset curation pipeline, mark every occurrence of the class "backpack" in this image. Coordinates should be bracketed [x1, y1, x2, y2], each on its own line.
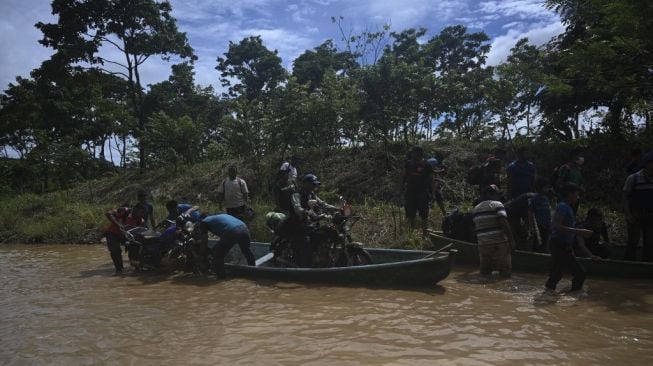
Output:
[466, 164, 484, 185]
[442, 210, 477, 243]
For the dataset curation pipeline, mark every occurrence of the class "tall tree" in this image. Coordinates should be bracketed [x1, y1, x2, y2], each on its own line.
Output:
[36, 0, 196, 169]
[216, 36, 286, 157]
[292, 40, 352, 91]
[424, 25, 493, 138]
[545, 0, 653, 136]
[217, 36, 286, 102]
[494, 38, 545, 137]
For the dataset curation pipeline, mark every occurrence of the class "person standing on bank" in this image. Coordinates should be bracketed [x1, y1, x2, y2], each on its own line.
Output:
[472, 185, 515, 277]
[506, 146, 536, 199]
[137, 190, 156, 229]
[280, 156, 299, 183]
[556, 150, 585, 213]
[217, 165, 250, 222]
[545, 183, 597, 292]
[623, 151, 653, 261]
[402, 146, 433, 238]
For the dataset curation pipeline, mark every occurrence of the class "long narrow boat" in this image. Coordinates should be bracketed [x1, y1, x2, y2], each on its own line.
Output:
[428, 231, 653, 279]
[213, 241, 456, 287]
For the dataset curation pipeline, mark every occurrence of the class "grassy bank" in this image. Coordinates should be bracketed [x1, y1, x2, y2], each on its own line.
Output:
[0, 138, 637, 247]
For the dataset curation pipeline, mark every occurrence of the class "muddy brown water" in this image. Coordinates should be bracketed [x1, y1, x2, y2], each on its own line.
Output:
[1, 244, 652, 365]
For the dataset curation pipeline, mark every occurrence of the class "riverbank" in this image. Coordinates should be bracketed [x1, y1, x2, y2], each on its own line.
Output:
[0, 139, 635, 247]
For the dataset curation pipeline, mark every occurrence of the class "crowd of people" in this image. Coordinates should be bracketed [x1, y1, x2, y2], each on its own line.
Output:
[102, 146, 652, 288]
[403, 145, 653, 292]
[102, 156, 340, 277]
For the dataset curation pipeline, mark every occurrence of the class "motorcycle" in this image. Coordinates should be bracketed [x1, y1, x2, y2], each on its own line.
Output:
[268, 197, 373, 268]
[122, 214, 199, 272]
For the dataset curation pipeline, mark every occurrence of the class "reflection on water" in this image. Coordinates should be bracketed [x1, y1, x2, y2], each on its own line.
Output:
[1, 244, 652, 365]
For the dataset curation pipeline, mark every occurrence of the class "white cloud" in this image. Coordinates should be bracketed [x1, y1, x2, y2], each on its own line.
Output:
[486, 21, 564, 66]
[0, 0, 54, 90]
[479, 0, 554, 20]
[348, 0, 469, 29]
[234, 27, 316, 68]
[0, 0, 567, 93]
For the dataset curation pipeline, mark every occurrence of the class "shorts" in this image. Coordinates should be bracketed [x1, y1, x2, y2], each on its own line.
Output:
[478, 242, 511, 276]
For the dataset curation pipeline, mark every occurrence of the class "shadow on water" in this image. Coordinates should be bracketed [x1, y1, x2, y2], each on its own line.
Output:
[247, 277, 447, 295]
[453, 270, 509, 285]
[75, 263, 116, 278]
[170, 272, 220, 287]
[583, 281, 653, 314]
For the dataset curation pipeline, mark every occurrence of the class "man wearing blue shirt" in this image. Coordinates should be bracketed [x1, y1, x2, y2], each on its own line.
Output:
[162, 200, 201, 228]
[506, 146, 536, 199]
[545, 183, 597, 292]
[200, 214, 255, 278]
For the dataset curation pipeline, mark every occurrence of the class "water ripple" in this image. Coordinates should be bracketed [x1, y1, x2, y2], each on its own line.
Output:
[0, 244, 652, 365]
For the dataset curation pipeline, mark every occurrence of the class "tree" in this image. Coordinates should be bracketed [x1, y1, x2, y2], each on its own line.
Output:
[544, 0, 653, 136]
[144, 62, 222, 161]
[494, 38, 545, 137]
[36, 0, 196, 169]
[423, 26, 493, 138]
[216, 36, 287, 157]
[142, 112, 201, 170]
[292, 40, 352, 91]
[216, 36, 286, 102]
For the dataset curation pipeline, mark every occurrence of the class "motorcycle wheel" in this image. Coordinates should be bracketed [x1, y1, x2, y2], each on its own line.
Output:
[347, 247, 373, 266]
[335, 246, 373, 266]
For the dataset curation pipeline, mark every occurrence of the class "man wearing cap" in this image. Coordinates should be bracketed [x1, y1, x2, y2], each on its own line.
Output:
[472, 185, 515, 277]
[426, 157, 447, 216]
[279, 173, 336, 267]
[623, 151, 653, 261]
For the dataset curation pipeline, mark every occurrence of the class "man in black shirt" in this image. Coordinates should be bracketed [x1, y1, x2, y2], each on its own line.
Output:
[403, 146, 433, 238]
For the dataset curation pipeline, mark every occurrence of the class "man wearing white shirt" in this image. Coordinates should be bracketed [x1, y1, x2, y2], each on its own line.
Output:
[280, 156, 299, 182]
[217, 165, 250, 221]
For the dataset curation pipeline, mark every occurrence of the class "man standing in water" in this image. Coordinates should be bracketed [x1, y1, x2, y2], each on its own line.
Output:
[402, 146, 433, 238]
[104, 204, 146, 274]
[623, 151, 653, 261]
[472, 185, 515, 277]
[545, 183, 596, 292]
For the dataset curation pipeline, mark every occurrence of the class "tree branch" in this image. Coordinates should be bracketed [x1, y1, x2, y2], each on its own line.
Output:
[98, 36, 126, 53]
[97, 57, 130, 71]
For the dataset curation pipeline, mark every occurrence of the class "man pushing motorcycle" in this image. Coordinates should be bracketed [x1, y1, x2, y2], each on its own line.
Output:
[199, 213, 256, 278]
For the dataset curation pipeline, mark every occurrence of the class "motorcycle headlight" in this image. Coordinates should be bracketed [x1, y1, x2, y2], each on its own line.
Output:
[184, 221, 194, 232]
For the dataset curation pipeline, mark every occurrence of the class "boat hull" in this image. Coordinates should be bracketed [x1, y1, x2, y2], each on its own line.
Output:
[216, 241, 456, 287]
[428, 232, 653, 279]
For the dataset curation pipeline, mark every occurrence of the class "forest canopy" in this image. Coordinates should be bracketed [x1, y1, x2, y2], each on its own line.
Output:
[1, 0, 651, 194]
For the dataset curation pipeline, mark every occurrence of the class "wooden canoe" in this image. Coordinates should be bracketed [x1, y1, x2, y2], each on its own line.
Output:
[428, 231, 653, 279]
[212, 241, 456, 287]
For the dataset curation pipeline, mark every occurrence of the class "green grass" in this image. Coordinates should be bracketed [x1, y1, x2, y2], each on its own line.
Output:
[0, 138, 632, 247]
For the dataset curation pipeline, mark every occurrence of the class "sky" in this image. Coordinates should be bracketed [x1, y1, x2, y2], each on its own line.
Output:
[0, 0, 565, 93]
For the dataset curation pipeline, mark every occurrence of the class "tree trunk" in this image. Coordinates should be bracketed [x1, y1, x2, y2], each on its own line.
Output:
[606, 98, 624, 137]
[526, 104, 531, 136]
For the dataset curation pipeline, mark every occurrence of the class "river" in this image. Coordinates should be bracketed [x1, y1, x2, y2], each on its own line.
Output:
[1, 244, 652, 365]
